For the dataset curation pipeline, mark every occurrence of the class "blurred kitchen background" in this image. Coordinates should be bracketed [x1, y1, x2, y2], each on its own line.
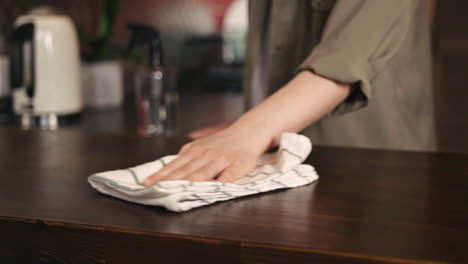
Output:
[0, 0, 247, 91]
[0, 0, 246, 138]
[0, 0, 467, 153]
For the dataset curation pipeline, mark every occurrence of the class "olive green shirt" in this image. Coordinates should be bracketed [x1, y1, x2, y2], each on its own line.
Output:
[244, 0, 436, 151]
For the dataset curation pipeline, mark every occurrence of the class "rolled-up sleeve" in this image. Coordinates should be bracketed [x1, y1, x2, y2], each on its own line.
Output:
[297, 0, 416, 115]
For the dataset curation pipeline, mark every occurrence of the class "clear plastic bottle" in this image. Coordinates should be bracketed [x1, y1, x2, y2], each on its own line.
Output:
[135, 66, 178, 137]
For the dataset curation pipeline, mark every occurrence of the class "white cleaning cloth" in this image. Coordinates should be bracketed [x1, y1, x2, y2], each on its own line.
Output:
[88, 133, 318, 212]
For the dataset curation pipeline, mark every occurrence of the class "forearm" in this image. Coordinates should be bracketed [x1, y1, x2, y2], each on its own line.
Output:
[229, 71, 351, 149]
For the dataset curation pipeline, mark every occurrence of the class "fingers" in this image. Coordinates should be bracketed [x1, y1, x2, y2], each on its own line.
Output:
[143, 155, 250, 185]
[184, 158, 230, 182]
[178, 142, 192, 155]
[142, 127, 260, 186]
[142, 148, 242, 185]
[159, 149, 231, 182]
[216, 163, 251, 183]
[142, 147, 199, 186]
[156, 155, 214, 182]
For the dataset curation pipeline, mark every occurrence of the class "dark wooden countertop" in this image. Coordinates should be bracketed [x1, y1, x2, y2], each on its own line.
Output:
[1, 93, 468, 263]
[1, 123, 468, 263]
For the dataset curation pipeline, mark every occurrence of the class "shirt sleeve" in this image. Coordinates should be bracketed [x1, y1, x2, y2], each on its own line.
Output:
[297, 0, 417, 115]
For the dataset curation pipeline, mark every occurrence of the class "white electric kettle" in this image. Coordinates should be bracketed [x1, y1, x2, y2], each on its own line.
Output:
[9, 14, 82, 128]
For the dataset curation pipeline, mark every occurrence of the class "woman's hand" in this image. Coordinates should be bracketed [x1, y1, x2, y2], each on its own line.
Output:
[142, 71, 350, 186]
[142, 126, 272, 186]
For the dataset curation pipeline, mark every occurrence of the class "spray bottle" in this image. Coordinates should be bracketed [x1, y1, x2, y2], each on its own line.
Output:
[125, 23, 178, 136]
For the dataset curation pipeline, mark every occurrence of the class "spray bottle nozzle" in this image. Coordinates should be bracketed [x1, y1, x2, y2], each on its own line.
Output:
[125, 23, 163, 68]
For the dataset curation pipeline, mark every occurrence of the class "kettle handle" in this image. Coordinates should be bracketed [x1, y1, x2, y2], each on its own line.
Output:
[9, 23, 35, 98]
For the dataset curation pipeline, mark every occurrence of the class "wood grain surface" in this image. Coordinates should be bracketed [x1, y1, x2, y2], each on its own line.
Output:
[1, 127, 468, 263]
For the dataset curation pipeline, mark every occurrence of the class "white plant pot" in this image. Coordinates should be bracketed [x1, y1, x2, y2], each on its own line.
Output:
[81, 60, 123, 109]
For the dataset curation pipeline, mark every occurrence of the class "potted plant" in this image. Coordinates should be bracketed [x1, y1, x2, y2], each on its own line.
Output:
[80, 0, 124, 109]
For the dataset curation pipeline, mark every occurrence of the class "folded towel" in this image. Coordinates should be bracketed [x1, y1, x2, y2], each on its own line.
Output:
[88, 133, 318, 212]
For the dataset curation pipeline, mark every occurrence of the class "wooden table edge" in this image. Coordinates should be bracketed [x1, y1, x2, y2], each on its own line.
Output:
[0, 215, 449, 264]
